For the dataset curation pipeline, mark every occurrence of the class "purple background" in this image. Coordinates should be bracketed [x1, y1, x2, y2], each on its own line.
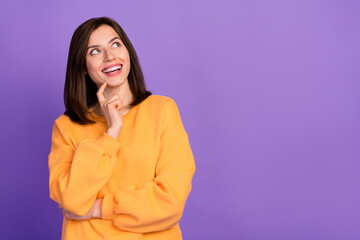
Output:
[0, 0, 359, 239]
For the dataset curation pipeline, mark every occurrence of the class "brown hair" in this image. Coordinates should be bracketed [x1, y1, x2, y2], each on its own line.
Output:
[64, 17, 151, 124]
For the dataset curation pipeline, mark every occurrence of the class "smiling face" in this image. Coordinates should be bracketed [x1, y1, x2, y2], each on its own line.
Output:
[86, 24, 131, 88]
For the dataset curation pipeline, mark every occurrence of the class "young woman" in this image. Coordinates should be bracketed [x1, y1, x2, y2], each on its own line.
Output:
[48, 17, 195, 240]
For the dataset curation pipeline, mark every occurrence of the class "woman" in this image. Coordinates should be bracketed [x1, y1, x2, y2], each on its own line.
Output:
[48, 17, 195, 240]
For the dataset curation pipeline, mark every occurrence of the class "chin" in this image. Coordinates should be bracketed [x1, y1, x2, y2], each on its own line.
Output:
[106, 78, 127, 87]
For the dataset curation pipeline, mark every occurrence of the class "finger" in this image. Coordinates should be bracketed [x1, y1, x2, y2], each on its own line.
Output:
[101, 94, 118, 125]
[64, 211, 80, 220]
[96, 82, 108, 104]
[103, 94, 120, 106]
[103, 95, 120, 121]
[65, 211, 91, 220]
[106, 98, 122, 110]
[106, 101, 122, 118]
[65, 212, 75, 220]
[103, 96, 121, 111]
[115, 102, 121, 110]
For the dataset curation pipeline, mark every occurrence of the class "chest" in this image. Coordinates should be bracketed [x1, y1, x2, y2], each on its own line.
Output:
[105, 113, 162, 189]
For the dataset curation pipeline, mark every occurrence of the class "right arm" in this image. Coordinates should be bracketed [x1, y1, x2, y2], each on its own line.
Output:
[49, 82, 123, 216]
[48, 120, 120, 216]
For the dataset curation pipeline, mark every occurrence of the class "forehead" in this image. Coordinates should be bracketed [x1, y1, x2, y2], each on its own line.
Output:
[88, 25, 120, 45]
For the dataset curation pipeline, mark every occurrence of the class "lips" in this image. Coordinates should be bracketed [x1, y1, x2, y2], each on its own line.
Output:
[102, 64, 123, 76]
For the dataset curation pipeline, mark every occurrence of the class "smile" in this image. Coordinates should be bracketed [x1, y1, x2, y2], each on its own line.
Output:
[102, 64, 123, 76]
[102, 64, 122, 73]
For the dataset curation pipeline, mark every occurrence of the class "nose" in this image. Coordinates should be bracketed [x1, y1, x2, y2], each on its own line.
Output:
[103, 49, 115, 62]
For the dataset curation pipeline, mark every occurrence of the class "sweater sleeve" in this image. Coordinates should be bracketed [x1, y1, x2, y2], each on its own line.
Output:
[101, 99, 196, 233]
[48, 117, 121, 216]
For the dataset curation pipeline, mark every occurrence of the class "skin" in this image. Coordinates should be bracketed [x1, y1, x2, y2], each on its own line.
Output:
[87, 24, 134, 140]
[61, 24, 134, 220]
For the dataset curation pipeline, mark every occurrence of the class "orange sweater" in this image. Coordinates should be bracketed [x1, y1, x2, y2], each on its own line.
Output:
[48, 95, 195, 240]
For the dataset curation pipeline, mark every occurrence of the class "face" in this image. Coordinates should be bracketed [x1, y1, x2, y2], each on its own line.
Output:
[86, 25, 131, 88]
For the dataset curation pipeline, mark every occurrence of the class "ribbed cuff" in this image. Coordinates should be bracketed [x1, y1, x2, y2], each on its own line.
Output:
[96, 133, 121, 157]
[102, 194, 116, 220]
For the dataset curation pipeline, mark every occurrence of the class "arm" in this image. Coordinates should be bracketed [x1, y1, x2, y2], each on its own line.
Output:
[48, 119, 120, 216]
[101, 99, 196, 233]
[49, 82, 123, 216]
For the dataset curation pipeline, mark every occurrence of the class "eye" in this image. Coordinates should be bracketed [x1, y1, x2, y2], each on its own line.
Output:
[112, 42, 121, 48]
[90, 48, 100, 55]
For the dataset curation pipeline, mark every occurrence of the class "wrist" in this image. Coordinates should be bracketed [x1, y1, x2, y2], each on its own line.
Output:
[107, 127, 121, 139]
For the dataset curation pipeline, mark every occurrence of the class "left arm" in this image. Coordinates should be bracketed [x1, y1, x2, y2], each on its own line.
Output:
[101, 131, 195, 233]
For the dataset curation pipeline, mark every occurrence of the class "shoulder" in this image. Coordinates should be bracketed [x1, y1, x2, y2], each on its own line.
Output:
[144, 95, 177, 107]
[54, 114, 75, 128]
[140, 95, 180, 115]
[53, 114, 86, 135]
[141, 95, 186, 135]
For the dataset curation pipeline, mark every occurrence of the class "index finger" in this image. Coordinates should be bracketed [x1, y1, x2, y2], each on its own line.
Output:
[96, 82, 108, 103]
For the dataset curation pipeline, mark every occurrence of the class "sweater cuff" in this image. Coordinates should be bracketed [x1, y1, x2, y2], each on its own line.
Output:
[102, 194, 116, 220]
[97, 132, 121, 157]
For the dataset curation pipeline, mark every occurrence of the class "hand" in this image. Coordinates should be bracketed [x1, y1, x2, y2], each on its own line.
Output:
[60, 199, 103, 220]
[96, 82, 123, 139]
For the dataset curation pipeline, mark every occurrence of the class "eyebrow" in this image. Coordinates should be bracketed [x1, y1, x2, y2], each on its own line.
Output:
[87, 37, 121, 50]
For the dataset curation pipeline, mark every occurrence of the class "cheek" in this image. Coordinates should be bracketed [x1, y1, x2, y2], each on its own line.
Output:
[125, 51, 130, 62]
[86, 60, 95, 73]
[118, 48, 130, 61]
[85, 60, 102, 83]
[124, 52, 131, 70]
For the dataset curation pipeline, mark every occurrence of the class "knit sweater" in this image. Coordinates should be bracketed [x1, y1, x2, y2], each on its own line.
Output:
[48, 95, 195, 240]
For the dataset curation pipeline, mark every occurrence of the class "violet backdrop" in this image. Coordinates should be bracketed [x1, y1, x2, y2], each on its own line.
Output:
[0, 0, 359, 239]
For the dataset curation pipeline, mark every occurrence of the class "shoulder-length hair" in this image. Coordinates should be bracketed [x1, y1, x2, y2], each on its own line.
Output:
[64, 17, 151, 124]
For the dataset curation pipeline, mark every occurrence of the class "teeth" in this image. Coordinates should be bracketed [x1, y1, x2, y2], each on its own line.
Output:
[103, 65, 122, 73]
